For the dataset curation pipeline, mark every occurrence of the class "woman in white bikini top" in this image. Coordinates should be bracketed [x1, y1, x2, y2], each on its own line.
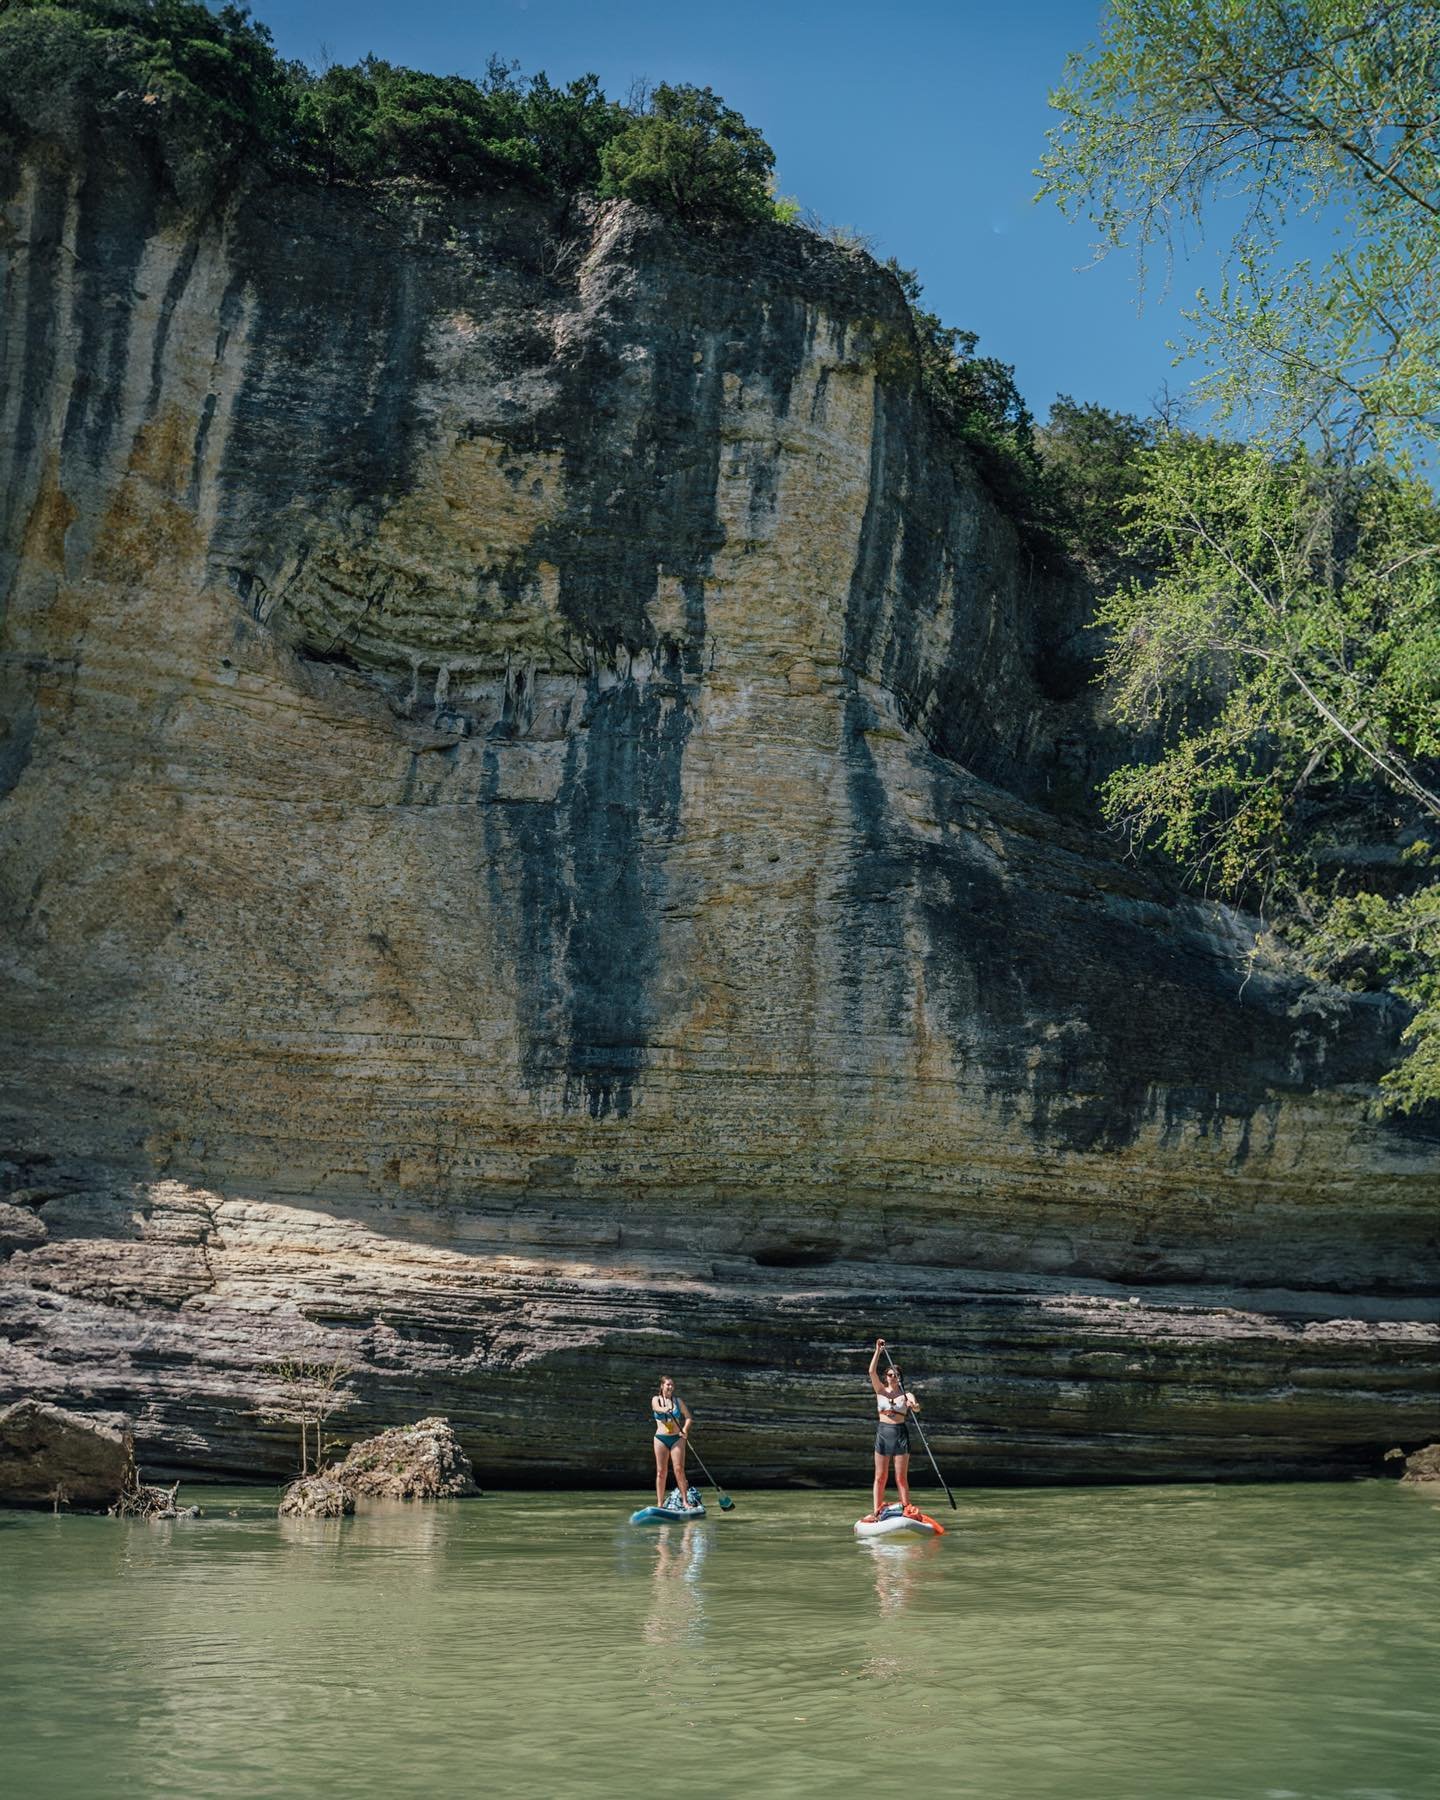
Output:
[865, 1337, 920, 1521]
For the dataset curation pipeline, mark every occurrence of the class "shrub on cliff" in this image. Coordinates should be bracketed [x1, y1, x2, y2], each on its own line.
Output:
[1035, 396, 1153, 568]
[882, 259, 1061, 537]
[0, 6, 785, 226]
[598, 83, 777, 224]
[0, 0, 290, 198]
[289, 55, 628, 196]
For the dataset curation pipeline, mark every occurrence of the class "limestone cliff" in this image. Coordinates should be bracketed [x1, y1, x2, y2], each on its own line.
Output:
[1, 138, 1435, 1485]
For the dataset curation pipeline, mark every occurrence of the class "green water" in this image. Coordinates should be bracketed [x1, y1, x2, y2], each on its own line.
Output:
[3, 1482, 1437, 1799]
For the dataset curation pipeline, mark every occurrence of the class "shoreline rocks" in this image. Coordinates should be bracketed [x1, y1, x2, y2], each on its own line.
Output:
[278, 1472, 354, 1518]
[0, 1400, 132, 1511]
[277, 1418, 476, 1516]
[1396, 1443, 1440, 1484]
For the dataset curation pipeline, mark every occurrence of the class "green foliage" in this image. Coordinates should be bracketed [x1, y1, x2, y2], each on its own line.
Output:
[883, 259, 1049, 520]
[1306, 882, 1440, 1110]
[0, 4, 775, 223]
[1042, 1, 1440, 1103]
[0, 0, 291, 197]
[1038, 0, 1440, 463]
[288, 56, 627, 194]
[1096, 435, 1440, 1103]
[598, 83, 776, 224]
[1035, 396, 1154, 566]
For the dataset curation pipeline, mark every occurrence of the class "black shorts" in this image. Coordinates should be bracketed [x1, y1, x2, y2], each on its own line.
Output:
[875, 1421, 911, 1457]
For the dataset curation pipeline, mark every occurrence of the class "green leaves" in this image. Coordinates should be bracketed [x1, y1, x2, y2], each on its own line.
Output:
[1041, 3, 1440, 1103]
[1096, 435, 1440, 1102]
[0, 7, 780, 225]
[0, 0, 290, 199]
[1038, 0, 1440, 461]
[598, 84, 777, 224]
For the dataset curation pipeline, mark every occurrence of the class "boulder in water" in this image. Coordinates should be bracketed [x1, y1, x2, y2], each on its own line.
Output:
[0, 1400, 132, 1509]
[279, 1473, 354, 1518]
[334, 1417, 477, 1500]
[1398, 1443, 1440, 1484]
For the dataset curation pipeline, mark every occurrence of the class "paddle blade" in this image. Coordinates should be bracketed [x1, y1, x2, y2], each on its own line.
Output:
[718, 1495, 736, 1510]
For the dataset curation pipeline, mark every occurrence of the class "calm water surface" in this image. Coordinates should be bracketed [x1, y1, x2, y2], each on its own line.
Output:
[4, 1482, 1437, 1799]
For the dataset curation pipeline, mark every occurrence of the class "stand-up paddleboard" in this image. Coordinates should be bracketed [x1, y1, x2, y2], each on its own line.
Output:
[854, 1503, 945, 1539]
[630, 1501, 707, 1525]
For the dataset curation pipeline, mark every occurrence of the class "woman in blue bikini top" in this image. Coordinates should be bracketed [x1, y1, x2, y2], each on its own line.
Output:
[650, 1374, 694, 1509]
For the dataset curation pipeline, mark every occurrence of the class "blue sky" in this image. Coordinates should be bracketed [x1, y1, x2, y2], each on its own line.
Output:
[262, 1, 1210, 423]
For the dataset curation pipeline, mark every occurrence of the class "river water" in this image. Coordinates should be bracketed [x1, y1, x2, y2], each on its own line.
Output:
[4, 1481, 1437, 1799]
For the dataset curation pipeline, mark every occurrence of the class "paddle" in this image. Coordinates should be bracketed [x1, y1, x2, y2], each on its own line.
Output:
[880, 1342, 957, 1512]
[682, 1437, 736, 1511]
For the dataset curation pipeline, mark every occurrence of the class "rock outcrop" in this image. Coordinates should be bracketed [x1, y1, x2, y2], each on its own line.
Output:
[0, 1399, 132, 1509]
[0, 133, 1436, 1485]
[332, 1418, 477, 1499]
[279, 1472, 354, 1518]
[1396, 1444, 1440, 1485]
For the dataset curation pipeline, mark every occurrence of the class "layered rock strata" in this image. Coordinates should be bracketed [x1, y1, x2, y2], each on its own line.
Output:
[1, 139, 1436, 1484]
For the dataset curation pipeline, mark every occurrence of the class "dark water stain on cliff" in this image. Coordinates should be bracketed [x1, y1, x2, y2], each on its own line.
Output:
[207, 183, 430, 584]
[141, 236, 202, 423]
[2, 149, 157, 592]
[58, 156, 157, 486]
[834, 676, 914, 1054]
[464, 229, 819, 1108]
[1, 154, 68, 611]
[531, 247, 812, 663]
[840, 569, 1265, 1158]
[842, 379, 1030, 791]
[482, 663, 692, 1118]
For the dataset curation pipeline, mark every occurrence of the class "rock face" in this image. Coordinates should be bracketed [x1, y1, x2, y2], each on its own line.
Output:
[279, 1472, 354, 1518]
[1397, 1444, 1440, 1484]
[333, 1418, 477, 1499]
[0, 1400, 132, 1509]
[0, 135, 1436, 1485]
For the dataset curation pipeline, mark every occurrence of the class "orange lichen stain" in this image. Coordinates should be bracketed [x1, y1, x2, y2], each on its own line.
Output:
[20, 454, 76, 572]
[125, 405, 193, 493]
[93, 489, 200, 580]
[93, 409, 205, 579]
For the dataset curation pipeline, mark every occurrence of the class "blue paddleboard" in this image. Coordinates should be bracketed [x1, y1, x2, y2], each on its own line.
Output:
[630, 1501, 706, 1525]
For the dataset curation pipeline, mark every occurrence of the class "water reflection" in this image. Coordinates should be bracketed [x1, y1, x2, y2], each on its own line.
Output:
[860, 1536, 945, 1617]
[6, 1484, 1438, 1800]
[642, 1522, 709, 1648]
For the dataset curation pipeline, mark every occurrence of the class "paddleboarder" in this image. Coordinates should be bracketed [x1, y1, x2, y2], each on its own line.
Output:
[651, 1374, 694, 1509]
[862, 1337, 922, 1523]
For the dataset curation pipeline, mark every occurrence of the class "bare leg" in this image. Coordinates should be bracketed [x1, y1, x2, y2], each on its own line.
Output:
[872, 1451, 891, 1515]
[895, 1454, 912, 1508]
[654, 1439, 670, 1507]
[670, 1442, 689, 1502]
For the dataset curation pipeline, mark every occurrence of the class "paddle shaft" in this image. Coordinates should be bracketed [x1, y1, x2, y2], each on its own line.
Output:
[679, 1435, 734, 1509]
[880, 1343, 957, 1511]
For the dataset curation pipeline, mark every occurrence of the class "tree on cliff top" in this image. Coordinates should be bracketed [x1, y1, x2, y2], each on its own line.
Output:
[0, 0, 292, 197]
[1040, 0, 1440, 1108]
[0, 3, 782, 224]
[598, 83, 777, 224]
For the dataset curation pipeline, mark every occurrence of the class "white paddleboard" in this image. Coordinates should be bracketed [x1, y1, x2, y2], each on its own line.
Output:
[854, 1504, 945, 1539]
